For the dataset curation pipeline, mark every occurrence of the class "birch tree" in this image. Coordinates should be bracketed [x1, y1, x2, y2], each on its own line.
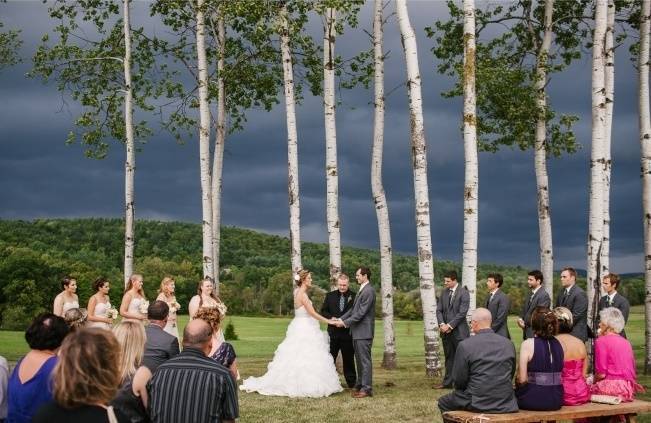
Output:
[32, 0, 158, 286]
[371, 0, 396, 370]
[638, 0, 651, 374]
[396, 0, 441, 377]
[602, 0, 616, 275]
[323, 5, 341, 288]
[196, 0, 215, 280]
[430, 1, 589, 299]
[461, 0, 478, 316]
[587, 0, 608, 322]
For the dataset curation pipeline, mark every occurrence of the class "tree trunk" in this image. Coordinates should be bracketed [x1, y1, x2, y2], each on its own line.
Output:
[323, 7, 341, 289]
[462, 0, 478, 317]
[372, 0, 396, 370]
[280, 4, 302, 278]
[196, 0, 214, 281]
[211, 13, 226, 295]
[123, 0, 135, 288]
[602, 0, 615, 275]
[638, 0, 651, 374]
[535, 0, 555, 300]
[395, 0, 441, 377]
[587, 0, 608, 326]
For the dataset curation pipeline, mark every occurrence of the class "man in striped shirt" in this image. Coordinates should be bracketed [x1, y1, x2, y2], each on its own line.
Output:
[148, 319, 238, 423]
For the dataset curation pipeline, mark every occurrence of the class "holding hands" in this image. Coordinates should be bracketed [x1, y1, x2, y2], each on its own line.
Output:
[328, 318, 346, 328]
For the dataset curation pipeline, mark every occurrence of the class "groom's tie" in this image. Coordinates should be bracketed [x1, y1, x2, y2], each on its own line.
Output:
[339, 294, 345, 312]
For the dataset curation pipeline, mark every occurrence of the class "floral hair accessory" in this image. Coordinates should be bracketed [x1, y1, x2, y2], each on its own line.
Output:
[294, 273, 300, 282]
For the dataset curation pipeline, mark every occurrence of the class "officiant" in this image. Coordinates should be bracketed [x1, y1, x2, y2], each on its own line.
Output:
[321, 273, 356, 388]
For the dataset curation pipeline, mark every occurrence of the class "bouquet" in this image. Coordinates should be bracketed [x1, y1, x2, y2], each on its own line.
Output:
[138, 300, 150, 315]
[216, 301, 228, 317]
[169, 301, 181, 313]
[107, 306, 119, 320]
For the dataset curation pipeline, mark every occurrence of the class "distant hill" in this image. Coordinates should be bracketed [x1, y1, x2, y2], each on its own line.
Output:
[0, 218, 646, 329]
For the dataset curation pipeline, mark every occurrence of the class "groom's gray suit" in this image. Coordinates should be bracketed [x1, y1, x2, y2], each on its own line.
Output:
[340, 281, 376, 395]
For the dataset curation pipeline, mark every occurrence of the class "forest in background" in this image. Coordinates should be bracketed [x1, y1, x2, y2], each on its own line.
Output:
[0, 218, 645, 331]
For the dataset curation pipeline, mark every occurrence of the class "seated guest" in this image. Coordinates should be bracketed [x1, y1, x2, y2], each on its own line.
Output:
[8, 313, 68, 423]
[591, 307, 645, 401]
[111, 321, 151, 422]
[437, 308, 518, 414]
[63, 308, 87, 332]
[194, 307, 239, 380]
[1, 355, 8, 423]
[554, 307, 589, 405]
[33, 328, 129, 423]
[148, 319, 238, 423]
[143, 301, 180, 373]
[515, 306, 564, 411]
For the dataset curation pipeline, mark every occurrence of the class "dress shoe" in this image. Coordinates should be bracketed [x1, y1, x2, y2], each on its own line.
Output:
[353, 390, 372, 398]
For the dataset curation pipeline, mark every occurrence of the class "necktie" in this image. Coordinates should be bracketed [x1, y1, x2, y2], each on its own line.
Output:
[608, 296, 613, 307]
[528, 292, 534, 305]
[489, 293, 494, 303]
[448, 289, 454, 307]
[339, 294, 345, 312]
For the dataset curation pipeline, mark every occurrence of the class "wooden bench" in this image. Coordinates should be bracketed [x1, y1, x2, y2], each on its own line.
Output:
[442, 400, 651, 423]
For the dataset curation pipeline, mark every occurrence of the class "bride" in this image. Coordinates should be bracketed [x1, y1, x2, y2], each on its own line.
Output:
[240, 269, 343, 398]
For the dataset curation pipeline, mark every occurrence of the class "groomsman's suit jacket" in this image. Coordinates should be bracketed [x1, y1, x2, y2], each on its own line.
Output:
[555, 284, 589, 342]
[598, 292, 630, 338]
[341, 283, 376, 340]
[321, 289, 356, 339]
[520, 288, 551, 340]
[485, 289, 511, 338]
[143, 324, 180, 372]
[436, 286, 470, 340]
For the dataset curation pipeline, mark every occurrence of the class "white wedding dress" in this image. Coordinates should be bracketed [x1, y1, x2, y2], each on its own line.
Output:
[240, 300, 343, 398]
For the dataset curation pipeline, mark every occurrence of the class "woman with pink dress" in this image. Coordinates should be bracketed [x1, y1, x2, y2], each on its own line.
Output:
[553, 307, 589, 406]
[591, 307, 645, 401]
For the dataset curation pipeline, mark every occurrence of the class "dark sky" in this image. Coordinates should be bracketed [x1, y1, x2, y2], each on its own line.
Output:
[0, 1, 646, 273]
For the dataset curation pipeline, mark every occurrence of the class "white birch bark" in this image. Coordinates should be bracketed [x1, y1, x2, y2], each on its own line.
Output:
[638, 0, 651, 374]
[123, 0, 135, 287]
[395, 0, 441, 377]
[462, 0, 478, 318]
[323, 7, 341, 289]
[372, 0, 396, 370]
[535, 0, 554, 300]
[280, 4, 302, 277]
[211, 13, 226, 295]
[602, 0, 615, 275]
[587, 0, 608, 325]
[196, 0, 214, 280]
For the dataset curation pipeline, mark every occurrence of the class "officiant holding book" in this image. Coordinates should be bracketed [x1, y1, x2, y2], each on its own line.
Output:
[321, 273, 356, 389]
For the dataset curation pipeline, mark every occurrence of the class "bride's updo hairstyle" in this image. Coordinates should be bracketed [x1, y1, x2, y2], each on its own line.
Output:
[295, 269, 310, 287]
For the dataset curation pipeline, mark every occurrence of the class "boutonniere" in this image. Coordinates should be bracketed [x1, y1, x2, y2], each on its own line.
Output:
[347, 296, 353, 303]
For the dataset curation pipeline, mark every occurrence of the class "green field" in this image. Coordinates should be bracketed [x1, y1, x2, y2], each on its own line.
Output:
[2, 309, 651, 422]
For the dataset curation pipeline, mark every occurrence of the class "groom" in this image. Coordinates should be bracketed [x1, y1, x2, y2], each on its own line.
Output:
[334, 266, 376, 398]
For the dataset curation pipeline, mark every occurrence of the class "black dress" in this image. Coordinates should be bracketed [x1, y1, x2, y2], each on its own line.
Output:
[33, 402, 130, 423]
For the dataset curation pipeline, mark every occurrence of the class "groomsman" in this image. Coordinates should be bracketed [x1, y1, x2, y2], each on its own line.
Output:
[485, 273, 510, 338]
[599, 273, 630, 338]
[517, 270, 550, 340]
[321, 273, 357, 388]
[555, 267, 588, 342]
[435, 270, 470, 389]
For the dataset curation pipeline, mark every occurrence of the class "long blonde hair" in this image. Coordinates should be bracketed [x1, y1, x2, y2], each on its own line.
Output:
[158, 276, 175, 296]
[53, 328, 121, 408]
[113, 320, 146, 383]
[125, 274, 145, 297]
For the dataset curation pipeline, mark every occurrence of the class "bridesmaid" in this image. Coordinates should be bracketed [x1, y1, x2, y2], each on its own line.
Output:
[155, 277, 180, 340]
[87, 277, 114, 329]
[120, 274, 147, 322]
[52, 276, 79, 317]
[189, 277, 226, 342]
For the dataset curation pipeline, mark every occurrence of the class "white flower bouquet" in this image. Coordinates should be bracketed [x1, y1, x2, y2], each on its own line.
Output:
[139, 300, 150, 315]
[169, 301, 181, 313]
[107, 306, 119, 320]
[216, 301, 228, 317]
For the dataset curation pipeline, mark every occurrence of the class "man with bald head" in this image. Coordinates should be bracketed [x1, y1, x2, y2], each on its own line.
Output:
[148, 319, 239, 423]
[438, 308, 518, 415]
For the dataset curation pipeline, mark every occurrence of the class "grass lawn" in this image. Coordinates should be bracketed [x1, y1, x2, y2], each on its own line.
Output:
[1, 308, 651, 422]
